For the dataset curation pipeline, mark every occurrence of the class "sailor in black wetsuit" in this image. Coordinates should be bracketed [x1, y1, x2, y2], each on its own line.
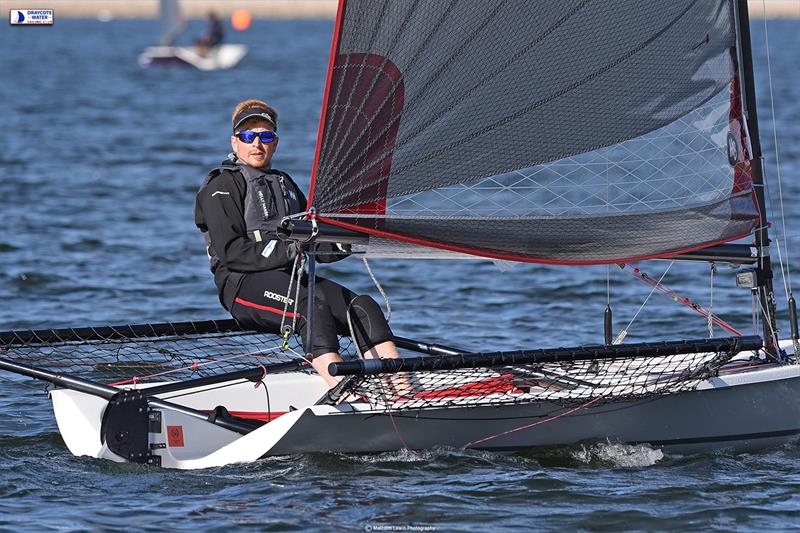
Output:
[195, 99, 400, 387]
[195, 11, 224, 54]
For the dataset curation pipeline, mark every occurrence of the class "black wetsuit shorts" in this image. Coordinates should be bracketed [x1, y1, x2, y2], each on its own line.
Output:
[230, 269, 393, 358]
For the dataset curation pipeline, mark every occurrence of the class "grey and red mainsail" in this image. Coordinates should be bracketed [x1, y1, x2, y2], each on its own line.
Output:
[308, 0, 758, 265]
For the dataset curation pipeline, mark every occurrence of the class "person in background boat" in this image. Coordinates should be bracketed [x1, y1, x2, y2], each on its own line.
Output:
[195, 99, 402, 387]
[194, 11, 224, 56]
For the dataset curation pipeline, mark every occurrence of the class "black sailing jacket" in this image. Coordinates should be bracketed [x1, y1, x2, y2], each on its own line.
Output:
[195, 160, 345, 310]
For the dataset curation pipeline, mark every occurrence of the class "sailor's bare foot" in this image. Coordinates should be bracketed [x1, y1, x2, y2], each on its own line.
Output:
[364, 341, 412, 398]
[311, 352, 343, 388]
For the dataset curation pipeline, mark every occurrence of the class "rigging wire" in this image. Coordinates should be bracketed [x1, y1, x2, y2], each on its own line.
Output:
[708, 263, 716, 338]
[746, 4, 791, 359]
[758, 286, 782, 359]
[347, 258, 391, 357]
[617, 263, 744, 342]
[605, 145, 611, 308]
[613, 262, 673, 345]
[760, 0, 793, 302]
[604, 146, 613, 344]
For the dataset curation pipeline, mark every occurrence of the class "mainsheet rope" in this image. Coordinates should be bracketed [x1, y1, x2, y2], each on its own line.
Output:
[279, 253, 307, 356]
[362, 257, 392, 323]
[344, 256, 393, 359]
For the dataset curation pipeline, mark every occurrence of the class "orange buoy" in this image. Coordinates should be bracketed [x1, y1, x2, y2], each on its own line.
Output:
[231, 9, 252, 31]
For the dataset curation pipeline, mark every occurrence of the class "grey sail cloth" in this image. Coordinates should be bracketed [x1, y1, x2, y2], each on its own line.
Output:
[342, 191, 758, 263]
[309, 0, 757, 263]
[315, 0, 737, 205]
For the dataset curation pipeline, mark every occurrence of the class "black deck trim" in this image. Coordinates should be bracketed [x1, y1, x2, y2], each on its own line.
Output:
[463, 428, 800, 452]
[632, 428, 800, 447]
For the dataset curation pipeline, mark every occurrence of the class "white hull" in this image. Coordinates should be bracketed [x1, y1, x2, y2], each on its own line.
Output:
[138, 45, 247, 70]
[50, 341, 800, 469]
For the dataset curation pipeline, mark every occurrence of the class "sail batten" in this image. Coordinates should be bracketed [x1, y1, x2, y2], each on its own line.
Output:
[309, 0, 758, 264]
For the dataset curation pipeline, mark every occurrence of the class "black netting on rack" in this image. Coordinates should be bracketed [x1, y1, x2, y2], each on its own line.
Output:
[0, 319, 353, 385]
[337, 339, 758, 411]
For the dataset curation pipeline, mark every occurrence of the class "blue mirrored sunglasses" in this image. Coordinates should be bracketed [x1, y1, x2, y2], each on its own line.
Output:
[235, 130, 277, 144]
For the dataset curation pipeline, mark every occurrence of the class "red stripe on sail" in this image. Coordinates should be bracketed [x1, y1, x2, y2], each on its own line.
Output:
[331, 53, 403, 215]
[309, 52, 404, 216]
[307, 0, 348, 208]
[729, 47, 753, 195]
[318, 215, 756, 267]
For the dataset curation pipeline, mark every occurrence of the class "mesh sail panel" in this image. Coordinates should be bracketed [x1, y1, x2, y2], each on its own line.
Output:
[310, 0, 758, 263]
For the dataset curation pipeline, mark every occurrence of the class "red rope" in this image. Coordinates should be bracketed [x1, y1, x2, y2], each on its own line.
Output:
[385, 407, 421, 458]
[108, 362, 200, 387]
[252, 364, 271, 422]
[372, 377, 421, 458]
[107, 350, 289, 387]
[462, 395, 604, 449]
[622, 264, 743, 336]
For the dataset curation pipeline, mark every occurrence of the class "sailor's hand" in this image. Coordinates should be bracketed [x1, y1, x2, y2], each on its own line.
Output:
[335, 243, 352, 256]
[314, 242, 352, 263]
[287, 240, 312, 256]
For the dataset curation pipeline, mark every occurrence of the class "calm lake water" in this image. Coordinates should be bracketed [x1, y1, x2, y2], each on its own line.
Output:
[1, 16, 800, 532]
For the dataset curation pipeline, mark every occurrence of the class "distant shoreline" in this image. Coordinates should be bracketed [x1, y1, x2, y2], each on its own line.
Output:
[1, 0, 798, 19]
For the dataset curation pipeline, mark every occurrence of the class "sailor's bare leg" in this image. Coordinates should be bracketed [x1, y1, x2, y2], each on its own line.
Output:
[363, 340, 400, 360]
[311, 352, 343, 388]
[311, 343, 401, 390]
[364, 341, 410, 397]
